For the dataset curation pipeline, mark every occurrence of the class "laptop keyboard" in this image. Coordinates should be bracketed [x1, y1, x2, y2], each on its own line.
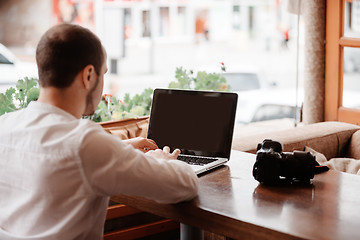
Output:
[177, 155, 218, 166]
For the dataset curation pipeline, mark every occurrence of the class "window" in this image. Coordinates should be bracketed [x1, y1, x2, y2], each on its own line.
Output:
[159, 7, 170, 37]
[325, 0, 360, 124]
[232, 5, 241, 30]
[142, 10, 150, 37]
[124, 8, 132, 39]
[177, 7, 187, 35]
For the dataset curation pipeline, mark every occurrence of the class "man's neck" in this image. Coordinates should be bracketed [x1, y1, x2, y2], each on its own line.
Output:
[37, 87, 85, 119]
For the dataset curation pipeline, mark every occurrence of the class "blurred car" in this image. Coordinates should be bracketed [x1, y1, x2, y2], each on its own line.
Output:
[196, 64, 302, 124]
[0, 43, 38, 93]
[233, 86, 303, 124]
[221, 66, 360, 124]
[221, 70, 275, 92]
[222, 72, 262, 91]
[218, 68, 302, 124]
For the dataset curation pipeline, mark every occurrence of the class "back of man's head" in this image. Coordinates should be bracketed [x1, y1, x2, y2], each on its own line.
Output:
[36, 23, 104, 88]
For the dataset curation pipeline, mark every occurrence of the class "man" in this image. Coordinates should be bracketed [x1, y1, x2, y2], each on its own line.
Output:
[0, 24, 198, 239]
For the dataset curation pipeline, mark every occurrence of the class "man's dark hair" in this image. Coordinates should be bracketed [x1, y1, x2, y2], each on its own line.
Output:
[36, 23, 104, 88]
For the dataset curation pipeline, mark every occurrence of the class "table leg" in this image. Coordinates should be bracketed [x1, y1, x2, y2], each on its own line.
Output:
[180, 223, 204, 240]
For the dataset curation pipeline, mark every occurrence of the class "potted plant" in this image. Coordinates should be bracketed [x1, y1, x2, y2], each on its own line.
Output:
[0, 64, 229, 122]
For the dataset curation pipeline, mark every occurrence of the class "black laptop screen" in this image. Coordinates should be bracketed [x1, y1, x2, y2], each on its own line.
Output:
[147, 89, 237, 158]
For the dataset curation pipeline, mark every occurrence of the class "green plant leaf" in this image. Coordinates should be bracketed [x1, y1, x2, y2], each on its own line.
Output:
[26, 87, 40, 104]
[14, 77, 39, 108]
[5, 87, 16, 101]
[130, 105, 146, 116]
[85, 65, 230, 122]
[169, 67, 230, 92]
[0, 88, 16, 115]
[169, 67, 193, 89]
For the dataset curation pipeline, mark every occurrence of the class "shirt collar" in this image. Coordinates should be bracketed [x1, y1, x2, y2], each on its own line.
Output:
[29, 101, 78, 120]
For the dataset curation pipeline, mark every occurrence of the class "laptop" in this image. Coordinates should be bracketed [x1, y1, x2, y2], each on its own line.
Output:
[147, 88, 238, 175]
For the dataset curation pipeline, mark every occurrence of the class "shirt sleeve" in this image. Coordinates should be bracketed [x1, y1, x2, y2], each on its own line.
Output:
[78, 126, 199, 204]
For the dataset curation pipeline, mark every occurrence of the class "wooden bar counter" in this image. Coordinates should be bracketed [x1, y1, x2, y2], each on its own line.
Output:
[111, 150, 360, 240]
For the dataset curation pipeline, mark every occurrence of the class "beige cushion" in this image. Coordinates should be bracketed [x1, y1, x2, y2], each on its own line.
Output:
[326, 158, 360, 175]
[232, 121, 360, 159]
[305, 146, 327, 164]
[348, 130, 360, 159]
[305, 146, 360, 175]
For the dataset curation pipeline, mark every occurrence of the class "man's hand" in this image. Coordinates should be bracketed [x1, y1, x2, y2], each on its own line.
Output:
[146, 146, 181, 160]
[123, 137, 158, 153]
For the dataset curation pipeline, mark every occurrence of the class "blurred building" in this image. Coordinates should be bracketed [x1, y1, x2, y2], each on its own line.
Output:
[0, 0, 293, 72]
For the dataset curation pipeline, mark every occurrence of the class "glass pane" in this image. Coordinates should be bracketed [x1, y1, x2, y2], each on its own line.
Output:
[142, 11, 150, 37]
[344, 0, 360, 37]
[177, 7, 187, 35]
[221, 72, 261, 91]
[0, 1, 305, 132]
[343, 47, 360, 108]
[0, 53, 13, 64]
[112, 1, 303, 127]
[251, 104, 300, 122]
[159, 7, 170, 36]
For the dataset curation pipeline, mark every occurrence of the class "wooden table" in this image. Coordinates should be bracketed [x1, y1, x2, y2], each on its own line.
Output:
[111, 150, 360, 240]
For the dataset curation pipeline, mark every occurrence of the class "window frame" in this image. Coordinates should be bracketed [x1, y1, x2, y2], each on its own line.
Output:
[325, 0, 360, 124]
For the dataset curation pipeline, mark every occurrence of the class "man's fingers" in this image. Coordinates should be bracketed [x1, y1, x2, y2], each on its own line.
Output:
[163, 146, 170, 153]
[142, 139, 158, 152]
[146, 139, 158, 148]
[145, 147, 181, 160]
[172, 148, 181, 156]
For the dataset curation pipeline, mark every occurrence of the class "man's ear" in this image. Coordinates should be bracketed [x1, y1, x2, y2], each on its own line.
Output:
[82, 64, 96, 90]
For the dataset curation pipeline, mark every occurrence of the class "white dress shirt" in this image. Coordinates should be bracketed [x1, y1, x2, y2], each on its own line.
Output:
[0, 102, 198, 240]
